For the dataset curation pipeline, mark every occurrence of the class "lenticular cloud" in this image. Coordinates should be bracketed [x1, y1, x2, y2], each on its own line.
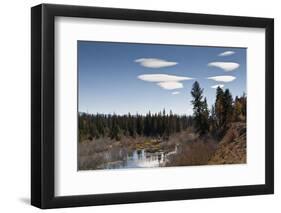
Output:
[138, 74, 193, 91]
[218, 51, 235, 57]
[157, 81, 183, 90]
[135, 58, 178, 68]
[208, 62, 240, 72]
[207, 75, 236, 82]
[138, 74, 192, 82]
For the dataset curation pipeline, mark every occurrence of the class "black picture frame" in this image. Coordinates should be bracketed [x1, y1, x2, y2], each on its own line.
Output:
[31, 3, 274, 209]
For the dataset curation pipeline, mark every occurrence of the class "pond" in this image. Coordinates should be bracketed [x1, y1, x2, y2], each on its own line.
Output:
[105, 146, 178, 169]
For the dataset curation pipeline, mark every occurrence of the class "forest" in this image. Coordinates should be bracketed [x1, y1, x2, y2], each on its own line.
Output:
[78, 81, 247, 170]
[79, 111, 193, 141]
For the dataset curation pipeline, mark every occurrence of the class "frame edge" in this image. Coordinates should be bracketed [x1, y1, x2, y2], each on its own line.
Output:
[265, 18, 274, 194]
[31, 4, 43, 208]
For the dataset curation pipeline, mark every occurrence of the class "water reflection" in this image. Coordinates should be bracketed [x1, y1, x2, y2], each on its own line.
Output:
[106, 147, 177, 169]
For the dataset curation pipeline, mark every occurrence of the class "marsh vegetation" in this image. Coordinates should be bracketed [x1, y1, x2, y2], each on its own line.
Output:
[78, 81, 246, 170]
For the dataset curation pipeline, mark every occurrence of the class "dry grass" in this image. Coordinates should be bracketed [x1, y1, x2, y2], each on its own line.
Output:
[78, 136, 156, 170]
[209, 122, 246, 164]
[78, 123, 246, 170]
[78, 137, 129, 170]
[166, 137, 217, 166]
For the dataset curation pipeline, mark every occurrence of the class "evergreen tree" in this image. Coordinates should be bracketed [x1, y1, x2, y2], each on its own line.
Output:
[214, 87, 234, 138]
[215, 86, 225, 129]
[136, 114, 144, 136]
[209, 105, 217, 136]
[191, 81, 209, 136]
[110, 114, 121, 140]
[201, 97, 210, 133]
[241, 93, 247, 117]
[224, 89, 233, 125]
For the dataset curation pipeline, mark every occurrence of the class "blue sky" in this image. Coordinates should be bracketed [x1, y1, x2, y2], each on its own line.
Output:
[78, 41, 246, 115]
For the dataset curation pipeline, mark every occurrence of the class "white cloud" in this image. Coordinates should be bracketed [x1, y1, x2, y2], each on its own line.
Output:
[218, 51, 235, 57]
[157, 81, 183, 90]
[208, 62, 240, 71]
[172, 91, 180, 95]
[135, 58, 178, 68]
[211, 84, 224, 89]
[138, 74, 193, 91]
[207, 75, 236, 82]
[138, 74, 193, 82]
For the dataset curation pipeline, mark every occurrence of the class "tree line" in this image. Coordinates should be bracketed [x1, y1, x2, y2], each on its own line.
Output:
[191, 81, 246, 138]
[79, 110, 193, 141]
[79, 81, 246, 142]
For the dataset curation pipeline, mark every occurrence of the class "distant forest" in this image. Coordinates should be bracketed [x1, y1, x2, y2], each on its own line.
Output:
[79, 81, 246, 141]
[79, 111, 193, 141]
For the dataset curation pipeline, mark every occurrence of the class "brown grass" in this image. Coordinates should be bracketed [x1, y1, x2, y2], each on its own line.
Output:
[208, 122, 246, 164]
[78, 123, 246, 170]
[78, 137, 129, 170]
[166, 137, 217, 166]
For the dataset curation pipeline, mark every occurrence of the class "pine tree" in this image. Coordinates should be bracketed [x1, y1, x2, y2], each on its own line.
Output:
[136, 114, 144, 136]
[241, 93, 247, 117]
[214, 87, 234, 138]
[224, 89, 233, 125]
[215, 86, 225, 129]
[110, 114, 121, 140]
[209, 105, 217, 136]
[191, 81, 209, 136]
[201, 97, 210, 134]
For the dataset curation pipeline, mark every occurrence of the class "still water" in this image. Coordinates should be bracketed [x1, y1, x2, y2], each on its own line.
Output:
[105, 146, 177, 169]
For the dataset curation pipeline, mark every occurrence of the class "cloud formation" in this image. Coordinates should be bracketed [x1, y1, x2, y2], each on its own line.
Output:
[172, 91, 180, 95]
[218, 51, 235, 57]
[207, 75, 236, 82]
[208, 62, 240, 71]
[138, 74, 193, 90]
[138, 74, 193, 82]
[211, 84, 224, 89]
[135, 58, 178, 68]
[157, 82, 183, 90]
